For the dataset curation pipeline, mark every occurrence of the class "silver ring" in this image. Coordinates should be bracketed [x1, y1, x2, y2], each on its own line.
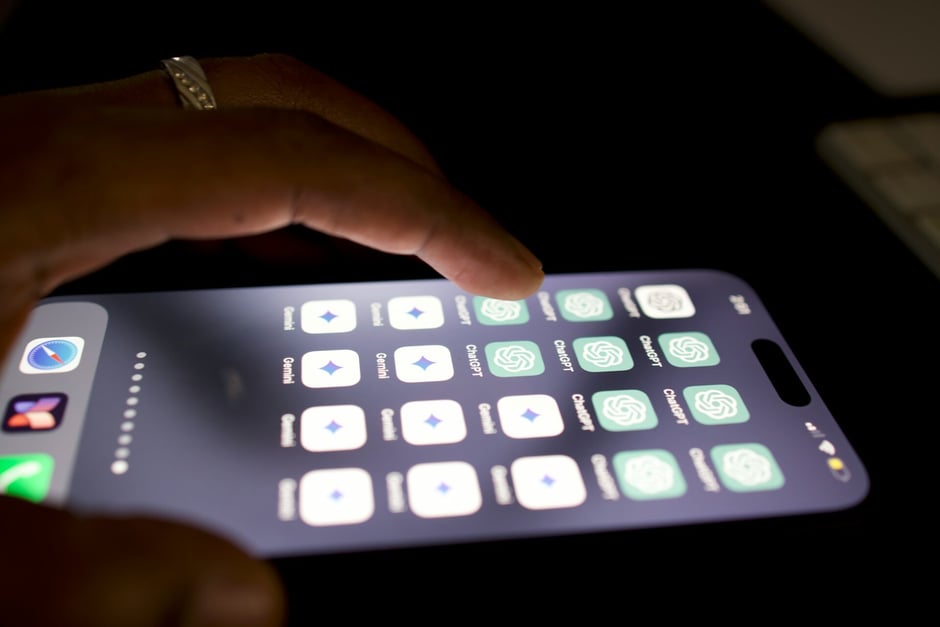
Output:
[161, 56, 217, 110]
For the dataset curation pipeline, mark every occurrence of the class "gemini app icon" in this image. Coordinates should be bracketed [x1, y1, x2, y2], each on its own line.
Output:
[497, 394, 564, 439]
[301, 299, 357, 334]
[299, 467, 374, 526]
[406, 461, 482, 519]
[301, 350, 361, 388]
[393, 345, 454, 382]
[510, 454, 587, 510]
[401, 399, 467, 445]
[388, 296, 445, 330]
[300, 404, 367, 452]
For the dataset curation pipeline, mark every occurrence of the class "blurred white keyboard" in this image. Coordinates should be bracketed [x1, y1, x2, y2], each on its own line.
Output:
[817, 113, 940, 279]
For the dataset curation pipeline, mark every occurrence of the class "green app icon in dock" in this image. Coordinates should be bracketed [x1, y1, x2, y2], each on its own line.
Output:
[0, 453, 54, 503]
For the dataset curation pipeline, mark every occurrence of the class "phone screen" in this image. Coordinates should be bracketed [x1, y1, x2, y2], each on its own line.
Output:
[0, 269, 868, 558]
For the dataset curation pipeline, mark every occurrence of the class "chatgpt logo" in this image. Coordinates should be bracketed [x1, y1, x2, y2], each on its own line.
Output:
[473, 297, 529, 325]
[573, 336, 633, 372]
[658, 332, 720, 367]
[484, 341, 544, 377]
[683, 384, 749, 425]
[556, 289, 613, 322]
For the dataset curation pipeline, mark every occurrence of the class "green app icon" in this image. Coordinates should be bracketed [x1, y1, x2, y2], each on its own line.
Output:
[659, 331, 720, 367]
[485, 341, 545, 377]
[0, 453, 54, 503]
[592, 389, 658, 431]
[573, 336, 633, 372]
[683, 384, 749, 425]
[473, 296, 530, 326]
[613, 449, 687, 500]
[556, 289, 613, 322]
[711, 443, 784, 492]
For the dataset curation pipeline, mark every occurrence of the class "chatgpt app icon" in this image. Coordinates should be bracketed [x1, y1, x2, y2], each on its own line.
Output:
[473, 296, 529, 325]
[711, 443, 784, 492]
[592, 389, 658, 431]
[573, 336, 633, 372]
[634, 284, 696, 319]
[612, 449, 687, 500]
[658, 331, 720, 367]
[683, 384, 749, 425]
[555, 289, 613, 322]
[484, 341, 544, 377]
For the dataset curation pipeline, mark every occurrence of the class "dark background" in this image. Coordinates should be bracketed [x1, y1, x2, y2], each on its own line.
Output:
[2, 0, 937, 614]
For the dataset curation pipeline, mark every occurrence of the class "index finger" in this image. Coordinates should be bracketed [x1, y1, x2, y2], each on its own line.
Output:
[4, 54, 544, 300]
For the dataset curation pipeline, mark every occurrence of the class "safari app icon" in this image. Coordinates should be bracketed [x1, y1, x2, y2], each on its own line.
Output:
[19, 337, 85, 374]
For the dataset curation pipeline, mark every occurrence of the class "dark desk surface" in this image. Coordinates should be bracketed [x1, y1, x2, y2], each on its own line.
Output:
[1, 0, 936, 607]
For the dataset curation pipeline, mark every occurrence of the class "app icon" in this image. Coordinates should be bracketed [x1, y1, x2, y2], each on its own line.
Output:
[401, 399, 467, 445]
[634, 284, 696, 319]
[497, 394, 564, 439]
[19, 337, 85, 374]
[301, 349, 361, 388]
[300, 404, 367, 452]
[683, 384, 750, 425]
[298, 467, 374, 526]
[301, 299, 357, 334]
[510, 454, 587, 510]
[406, 461, 482, 518]
[3, 393, 68, 432]
[473, 296, 530, 325]
[573, 336, 633, 372]
[393, 345, 454, 383]
[555, 289, 613, 322]
[592, 389, 657, 431]
[484, 341, 544, 377]
[0, 453, 54, 503]
[710, 443, 785, 492]
[658, 332, 720, 367]
[388, 296, 445, 330]
[612, 449, 687, 500]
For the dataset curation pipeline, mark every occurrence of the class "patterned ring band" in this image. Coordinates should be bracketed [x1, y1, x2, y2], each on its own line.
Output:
[160, 56, 217, 111]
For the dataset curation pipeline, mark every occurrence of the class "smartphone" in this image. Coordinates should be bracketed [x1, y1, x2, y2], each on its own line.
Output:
[0, 268, 869, 559]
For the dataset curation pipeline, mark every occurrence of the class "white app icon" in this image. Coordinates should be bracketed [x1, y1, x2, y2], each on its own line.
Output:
[511, 455, 587, 510]
[301, 299, 357, 334]
[406, 461, 482, 518]
[393, 345, 454, 383]
[634, 284, 696, 319]
[301, 349, 361, 388]
[300, 404, 367, 452]
[19, 337, 85, 374]
[388, 296, 445, 330]
[299, 467, 374, 526]
[401, 399, 467, 445]
[496, 394, 565, 439]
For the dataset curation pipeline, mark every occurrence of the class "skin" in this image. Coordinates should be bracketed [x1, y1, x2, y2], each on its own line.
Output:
[0, 53, 543, 627]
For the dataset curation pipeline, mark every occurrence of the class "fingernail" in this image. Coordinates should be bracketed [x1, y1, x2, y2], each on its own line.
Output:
[182, 571, 284, 627]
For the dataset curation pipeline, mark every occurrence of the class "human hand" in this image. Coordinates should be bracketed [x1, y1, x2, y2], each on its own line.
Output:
[0, 53, 543, 627]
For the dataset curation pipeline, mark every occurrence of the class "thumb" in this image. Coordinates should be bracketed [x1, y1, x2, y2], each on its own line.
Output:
[0, 496, 285, 627]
